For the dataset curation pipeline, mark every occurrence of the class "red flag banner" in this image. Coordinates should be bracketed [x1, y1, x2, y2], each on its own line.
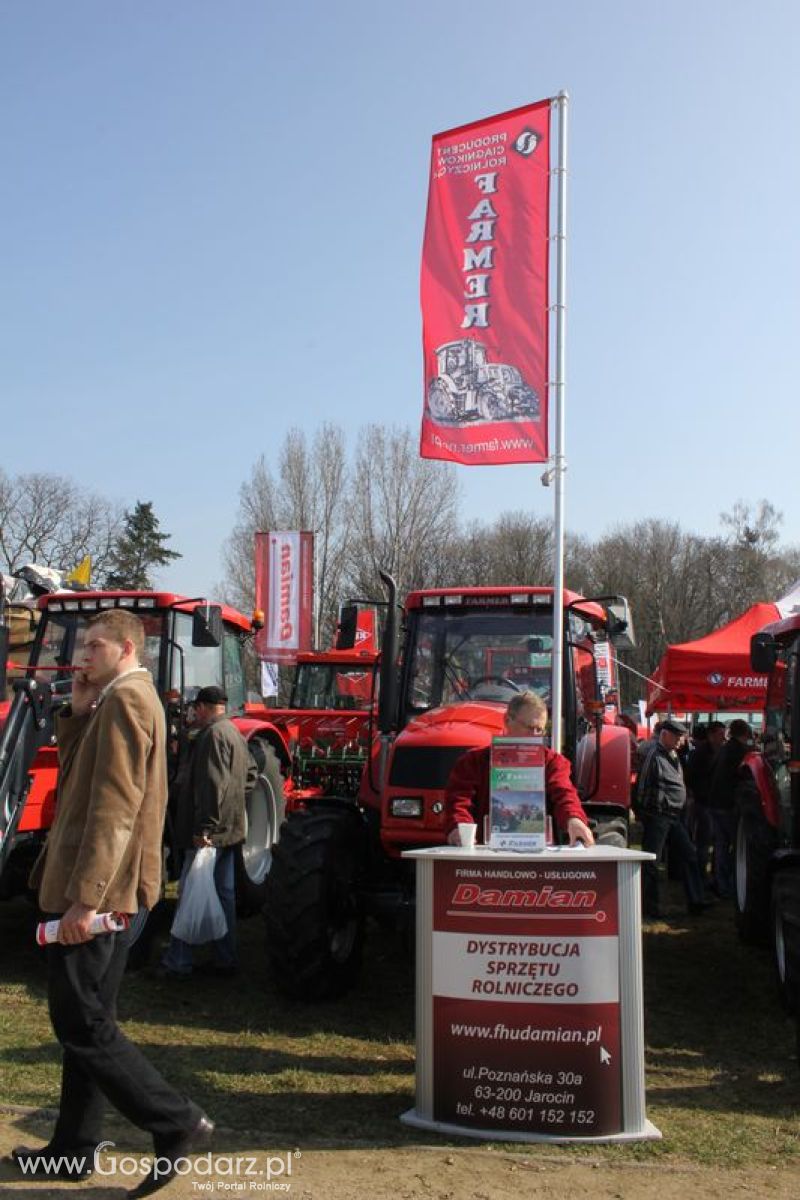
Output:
[254, 531, 314, 663]
[420, 100, 551, 465]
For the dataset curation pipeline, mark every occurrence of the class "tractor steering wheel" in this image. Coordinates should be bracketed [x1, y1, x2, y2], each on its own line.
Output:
[465, 675, 523, 699]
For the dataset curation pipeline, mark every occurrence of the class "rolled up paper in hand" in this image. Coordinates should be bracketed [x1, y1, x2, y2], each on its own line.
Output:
[36, 912, 130, 946]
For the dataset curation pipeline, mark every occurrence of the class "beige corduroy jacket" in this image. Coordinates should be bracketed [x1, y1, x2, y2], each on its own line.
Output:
[29, 670, 168, 915]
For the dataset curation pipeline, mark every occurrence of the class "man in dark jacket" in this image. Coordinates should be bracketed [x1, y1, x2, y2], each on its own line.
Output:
[636, 717, 708, 919]
[159, 686, 252, 978]
[684, 720, 726, 885]
[708, 718, 753, 898]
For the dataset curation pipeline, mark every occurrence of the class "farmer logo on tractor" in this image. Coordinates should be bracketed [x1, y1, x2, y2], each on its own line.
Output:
[706, 671, 767, 689]
[512, 128, 541, 156]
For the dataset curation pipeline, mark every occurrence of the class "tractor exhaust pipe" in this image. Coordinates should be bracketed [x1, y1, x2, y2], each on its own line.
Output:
[377, 571, 398, 735]
[374, 572, 399, 791]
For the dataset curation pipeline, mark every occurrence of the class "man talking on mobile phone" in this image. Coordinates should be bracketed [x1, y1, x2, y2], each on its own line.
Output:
[8, 609, 212, 1196]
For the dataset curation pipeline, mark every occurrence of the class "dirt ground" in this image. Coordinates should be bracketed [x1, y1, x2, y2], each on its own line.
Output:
[2, 1108, 800, 1199]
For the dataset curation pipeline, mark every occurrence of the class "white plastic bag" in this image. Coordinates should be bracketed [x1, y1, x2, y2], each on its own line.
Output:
[170, 847, 227, 944]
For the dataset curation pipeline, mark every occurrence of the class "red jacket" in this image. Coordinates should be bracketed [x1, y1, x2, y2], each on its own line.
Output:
[444, 744, 588, 838]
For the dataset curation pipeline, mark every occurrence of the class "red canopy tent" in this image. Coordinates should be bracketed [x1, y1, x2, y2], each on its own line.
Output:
[645, 602, 780, 715]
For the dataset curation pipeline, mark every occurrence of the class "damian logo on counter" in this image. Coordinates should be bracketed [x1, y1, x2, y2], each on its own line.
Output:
[451, 883, 597, 909]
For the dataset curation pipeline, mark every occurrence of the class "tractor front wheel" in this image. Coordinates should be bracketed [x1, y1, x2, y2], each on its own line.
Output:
[265, 807, 365, 1000]
[476, 387, 505, 421]
[235, 740, 286, 916]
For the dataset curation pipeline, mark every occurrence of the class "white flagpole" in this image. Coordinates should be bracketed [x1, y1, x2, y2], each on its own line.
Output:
[550, 91, 568, 754]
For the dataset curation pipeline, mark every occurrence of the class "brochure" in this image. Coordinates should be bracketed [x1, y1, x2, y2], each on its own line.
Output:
[489, 736, 546, 851]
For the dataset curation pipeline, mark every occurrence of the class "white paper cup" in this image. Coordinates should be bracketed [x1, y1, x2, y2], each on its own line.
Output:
[458, 822, 477, 850]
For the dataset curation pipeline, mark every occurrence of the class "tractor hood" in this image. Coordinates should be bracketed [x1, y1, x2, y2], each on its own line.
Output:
[398, 701, 505, 750]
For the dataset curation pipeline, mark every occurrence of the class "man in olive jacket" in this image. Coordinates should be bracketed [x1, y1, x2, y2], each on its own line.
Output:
[160, 684, 252, 978]
[11, 609, 212, 1195]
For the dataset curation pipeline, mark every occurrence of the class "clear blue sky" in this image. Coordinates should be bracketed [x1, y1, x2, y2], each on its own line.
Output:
[2, 1, 798, 597]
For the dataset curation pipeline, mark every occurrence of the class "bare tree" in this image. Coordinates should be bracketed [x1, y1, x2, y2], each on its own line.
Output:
[717, 499, 798, 614]
[0, 468, 122, 581]
[344, 425, 460, 600]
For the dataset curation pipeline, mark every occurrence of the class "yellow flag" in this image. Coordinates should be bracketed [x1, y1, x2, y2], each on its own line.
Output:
[65, 556, 91, 587]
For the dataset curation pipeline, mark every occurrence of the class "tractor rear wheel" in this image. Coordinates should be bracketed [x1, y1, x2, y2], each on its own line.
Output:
[265, 806, 365, 1000]
[771, 870, 800, 1014]
[735, 801, 776, 944]
[235, 740, 285, 916]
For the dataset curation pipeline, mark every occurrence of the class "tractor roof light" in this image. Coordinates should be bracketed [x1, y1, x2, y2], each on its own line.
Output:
[443, 594, 463, 606]
[510, 593, 530, 604]
[422, 596, 442, 608]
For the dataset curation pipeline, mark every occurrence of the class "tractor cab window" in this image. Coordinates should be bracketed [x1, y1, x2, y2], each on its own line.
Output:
[170, 611, 223, 701]
[291, 663, 374, 710]
[404, 609, 554, 712]
[762, 644, 794, 764]
[573, 645, 598, 725]
[222, 627, 246, 713]
[31, 609, 165, 691]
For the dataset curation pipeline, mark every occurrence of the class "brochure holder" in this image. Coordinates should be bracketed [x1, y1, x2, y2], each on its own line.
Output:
[401, 845, 660, 1143]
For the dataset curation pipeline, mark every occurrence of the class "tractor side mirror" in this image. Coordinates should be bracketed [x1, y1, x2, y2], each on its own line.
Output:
[336, 604, 358, 650]
[192, 604, 222, 647]
[751, 632, 779, 674]
[606, 598, 636, 649]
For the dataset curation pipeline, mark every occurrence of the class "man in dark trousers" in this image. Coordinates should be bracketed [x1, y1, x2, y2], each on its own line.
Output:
[159, 685, 251, 978]
[708, 718, 753, 899]
[636, 717, 710, 919]
[684, 720, 727, 888]
[8, 609, 212, 1196]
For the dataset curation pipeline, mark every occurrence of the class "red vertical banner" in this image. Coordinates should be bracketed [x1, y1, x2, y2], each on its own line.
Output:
[420, 100, 551, 465]
[254, 531, 314, 663]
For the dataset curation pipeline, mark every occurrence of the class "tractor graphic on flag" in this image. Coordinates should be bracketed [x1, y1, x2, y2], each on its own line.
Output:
[426, 338, 540, 425]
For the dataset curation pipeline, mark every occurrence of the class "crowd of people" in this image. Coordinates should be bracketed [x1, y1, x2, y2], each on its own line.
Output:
[635, 714, 756, 920]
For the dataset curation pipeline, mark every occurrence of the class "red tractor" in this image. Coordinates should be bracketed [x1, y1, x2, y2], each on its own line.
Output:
[0, 588, 289, 913]
[733, 617, 800, 1017]
[265, 574, 636, 999]
[244, 640, 379, 811]
[0, 589, 382, 916]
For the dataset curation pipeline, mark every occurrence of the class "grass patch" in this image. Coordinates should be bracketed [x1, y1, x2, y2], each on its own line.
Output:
[1, 876, 799, 1164]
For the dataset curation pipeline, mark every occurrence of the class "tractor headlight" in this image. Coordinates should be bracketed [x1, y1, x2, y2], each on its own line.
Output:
[390, 796, 424, 818]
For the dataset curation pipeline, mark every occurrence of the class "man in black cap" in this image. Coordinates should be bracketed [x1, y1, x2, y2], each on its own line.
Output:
[636, 717, 709, 919]
[159, 686, 252, 978]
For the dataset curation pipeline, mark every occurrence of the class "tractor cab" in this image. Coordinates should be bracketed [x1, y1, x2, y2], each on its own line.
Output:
[367, 584, 635, 853]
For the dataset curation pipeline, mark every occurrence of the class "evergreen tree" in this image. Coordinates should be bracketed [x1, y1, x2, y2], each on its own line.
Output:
[104, 501, 181, 589]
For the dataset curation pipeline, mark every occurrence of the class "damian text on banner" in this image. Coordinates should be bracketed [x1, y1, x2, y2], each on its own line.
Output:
[254, 531, 314, 663]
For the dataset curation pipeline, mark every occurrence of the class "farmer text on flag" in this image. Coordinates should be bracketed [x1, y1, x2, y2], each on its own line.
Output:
[420, 100, 551, 466]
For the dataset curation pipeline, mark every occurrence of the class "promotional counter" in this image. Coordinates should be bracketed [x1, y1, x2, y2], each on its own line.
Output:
[400, 845, 660, 1143]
